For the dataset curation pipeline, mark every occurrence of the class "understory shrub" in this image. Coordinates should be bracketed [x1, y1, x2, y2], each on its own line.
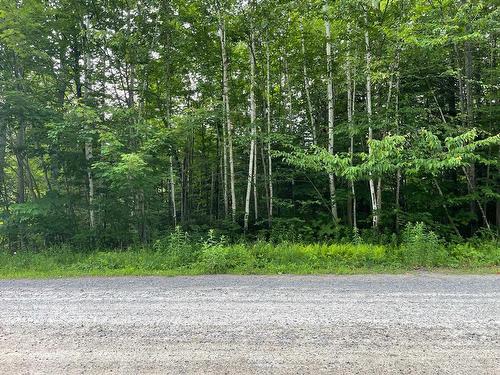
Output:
[0, 228, 497, 277]
[448, 241, 499, 267]
[199, 230, 253, 273]
[153, 226, 200, 266]
[400, 222, 446, 267]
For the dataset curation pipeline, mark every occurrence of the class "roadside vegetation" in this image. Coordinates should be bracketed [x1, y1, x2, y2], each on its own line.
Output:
[1, 223, 497, 279]
[0, 1, 499, 266]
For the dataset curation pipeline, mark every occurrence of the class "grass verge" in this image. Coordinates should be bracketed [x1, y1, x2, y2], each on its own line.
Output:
[0, 239, 498, 279]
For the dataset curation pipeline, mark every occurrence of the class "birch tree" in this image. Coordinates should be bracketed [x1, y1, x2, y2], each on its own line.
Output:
[324, 3, 338, 222]
[219, 14, 237, 222]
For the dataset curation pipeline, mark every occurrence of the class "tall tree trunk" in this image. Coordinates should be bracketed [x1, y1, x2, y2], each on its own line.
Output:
[346, 34, 357, 229]
[15, 117, 25, 249]
[301, 20, 316, 145]
[325, 4, 338, 222]
[260, 140, 270, 221]
[464, 38, 477, 228]
[454, 43, 466, 123]
[222, 117, 229, 217]
[244, 30, 257, 232]
[394, 50, 401, 233]
[83, 15, 95, 229]
[266, 37, 273, 226]
[219, 16, 236, 222]
[283, 50, 292, 126]
[364, 12, 379, 228]
[163, 19, 177, 228]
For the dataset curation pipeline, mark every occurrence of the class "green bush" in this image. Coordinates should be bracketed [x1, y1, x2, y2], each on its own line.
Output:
[0, 232, 497, 278]
[401, 222, 446, 267]
[199, 231, 253, 273]
[153, 226, 200, 266]
[448, 241, 499, 267]
[269, 218, 313, 243]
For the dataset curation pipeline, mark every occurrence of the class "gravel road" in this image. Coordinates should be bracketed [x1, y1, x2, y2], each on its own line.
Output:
[0, 274, 498, 374]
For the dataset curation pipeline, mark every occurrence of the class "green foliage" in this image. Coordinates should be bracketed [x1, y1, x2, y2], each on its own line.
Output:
[153, 226, 199, 266]
[269, 218, 313, 243]
[0, 236, 497, 279]
[200, 230, 253, 273]
[0, 0, 498, 252]
[400, 222, 446, 267]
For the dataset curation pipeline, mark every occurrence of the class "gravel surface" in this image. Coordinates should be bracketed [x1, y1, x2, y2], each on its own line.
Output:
[0, 274, 498, 374]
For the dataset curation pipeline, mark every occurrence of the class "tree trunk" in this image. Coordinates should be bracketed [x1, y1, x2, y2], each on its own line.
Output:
[15, 117, 25, 249]
[454, 43, 466, 124]
[325, 4, 338, 222]
[219, 15, 236, 222]
[15, 122, 25, 204]
[266, 37, 273, 226]
[283, 50, 292, 127]
[169, 155, 177, 227]
[301, 20, 316, 145]
[464, 38, 477, 229]
[222, 116, 229, 217]
[364, 12, 379, 228]
[346, 36, 356, 229]
[395, 52, 401, 233]
[244, 30, 257, 232]
[83, 15, 95, 229]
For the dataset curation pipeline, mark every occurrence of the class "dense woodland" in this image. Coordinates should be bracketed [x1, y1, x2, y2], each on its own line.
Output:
[0, 0, 498, 250]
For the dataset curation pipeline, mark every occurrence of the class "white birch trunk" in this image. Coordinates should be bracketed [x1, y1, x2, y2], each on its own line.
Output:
[266, 37, 273, 225]
[83, 15, 95, 229]
[219, 15, 236, 222]
[244, 30, 257, 232]
[346, 33, 357, 229]
[301, 21, 316, 145]
[325, 5, 338, 222]
[365, 12, 378, 228]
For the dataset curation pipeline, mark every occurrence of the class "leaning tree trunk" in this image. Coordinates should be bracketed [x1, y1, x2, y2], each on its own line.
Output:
[244, 30, 257, 232]
[325, 5, 338, 223]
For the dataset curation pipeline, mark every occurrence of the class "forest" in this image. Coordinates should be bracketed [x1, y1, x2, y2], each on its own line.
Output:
[0, 0, 498, 274]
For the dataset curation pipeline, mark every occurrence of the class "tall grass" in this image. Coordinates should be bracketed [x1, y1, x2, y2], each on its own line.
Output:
[0, 230, 497, 278]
